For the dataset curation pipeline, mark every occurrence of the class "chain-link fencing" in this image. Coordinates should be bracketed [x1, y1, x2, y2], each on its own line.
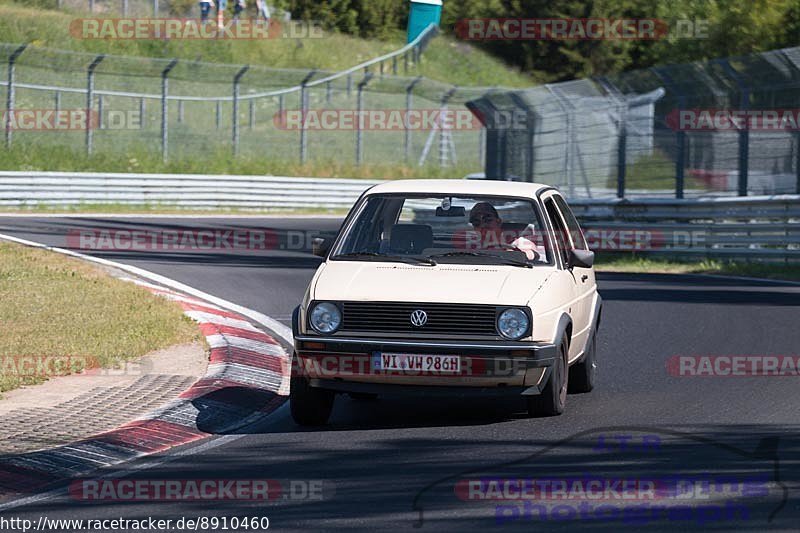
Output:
[469, 47, 800, 198]
[0, 23, 487, 172]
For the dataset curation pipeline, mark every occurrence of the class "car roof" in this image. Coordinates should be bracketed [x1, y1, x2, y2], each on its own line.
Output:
[366, 179, 554, 198]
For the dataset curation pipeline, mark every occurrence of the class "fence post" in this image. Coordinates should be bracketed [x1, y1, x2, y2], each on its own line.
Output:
[153, 0, 158, 16]
[232, 64, 249, 156]
[438, 87, 457, 168]
[89, 0, 94, 12]
[84, 54, 104, 156]
[346, 73, 352, 98]
[355, 73, 373, 166]
[676, 130, 686, 199]
[278, 93, 284, 116]
[54, 91, 61, 113]
[326, 81, 332, 104]
[617, 117, 626, 198]
[122, 0, 128, 17]
[4, 44, 27, 149]
[404, 51, 409, 73]
[160, 59, 177, 163]
[795, 133, 800, 194]
[97, 94, 104, 129]
[139, 97, 145, 130]
[392, 56, 398, 75]
[404, 77, 422, 163]
[215, 101, 221, 130]
[651, 68, 687, 199]
[478, 126, 485, 168]
[719, 60, 750, 196]
[299, 70, 316, 164]
[248, 99, 255, 130]
[738, 127, 750, 196]
[510, 94, 536, 182]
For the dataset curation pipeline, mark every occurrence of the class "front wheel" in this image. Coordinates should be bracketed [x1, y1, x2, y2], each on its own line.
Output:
[290, 362, 334, 426]
[527, 338, 569, 417]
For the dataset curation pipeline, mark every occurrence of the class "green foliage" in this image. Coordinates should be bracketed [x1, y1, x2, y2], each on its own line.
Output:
[287, 0, 405, 39]
[282, 0, 800, 81]
[0, 0, 531, 86]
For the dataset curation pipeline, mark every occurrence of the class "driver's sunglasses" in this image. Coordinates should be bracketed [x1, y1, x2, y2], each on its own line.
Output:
[470, 214, 497, 225]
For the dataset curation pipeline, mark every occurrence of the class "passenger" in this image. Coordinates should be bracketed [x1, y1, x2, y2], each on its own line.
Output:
[468, 202, 541, 261]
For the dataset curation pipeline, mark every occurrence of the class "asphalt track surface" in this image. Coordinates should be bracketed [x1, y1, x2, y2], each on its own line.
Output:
[0, 216, 799, 532]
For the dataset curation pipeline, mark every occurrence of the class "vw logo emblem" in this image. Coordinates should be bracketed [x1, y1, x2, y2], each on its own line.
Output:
[410, 309, 428, 327]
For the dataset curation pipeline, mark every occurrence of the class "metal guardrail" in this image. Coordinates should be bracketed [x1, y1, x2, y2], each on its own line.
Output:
[2, 171, 797, 261]
[0, 171, 382, 208]
[571, 196, 800, 262]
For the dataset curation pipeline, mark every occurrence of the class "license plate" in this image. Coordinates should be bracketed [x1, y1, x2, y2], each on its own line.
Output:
[372, 353, 461, 373]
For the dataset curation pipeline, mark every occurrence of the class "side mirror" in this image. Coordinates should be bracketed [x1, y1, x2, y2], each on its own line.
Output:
[568, 249, 595, 269]
[311, 237, 332, 258]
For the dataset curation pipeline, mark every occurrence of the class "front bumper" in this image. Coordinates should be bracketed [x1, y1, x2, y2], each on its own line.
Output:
[293, 335, 558, 396]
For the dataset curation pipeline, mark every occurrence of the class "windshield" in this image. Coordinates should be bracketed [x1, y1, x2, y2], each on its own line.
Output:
[331, 194, 553, 266]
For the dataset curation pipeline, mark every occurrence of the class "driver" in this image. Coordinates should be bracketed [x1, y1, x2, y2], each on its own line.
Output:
[468, 202, 540, 261]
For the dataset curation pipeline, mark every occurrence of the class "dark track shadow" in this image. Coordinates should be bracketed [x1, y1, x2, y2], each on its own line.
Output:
[13, 424, 798, 532]
[600, 287, 799, 306]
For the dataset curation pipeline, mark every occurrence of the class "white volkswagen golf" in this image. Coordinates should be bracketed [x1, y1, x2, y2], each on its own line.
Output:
[291, 179, 601, 425]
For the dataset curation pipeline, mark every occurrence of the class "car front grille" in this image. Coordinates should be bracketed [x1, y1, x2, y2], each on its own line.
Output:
[340, 301, 498, 337]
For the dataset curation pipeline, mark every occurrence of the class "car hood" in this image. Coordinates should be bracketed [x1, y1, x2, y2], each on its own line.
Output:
[312, 261, 553, 306]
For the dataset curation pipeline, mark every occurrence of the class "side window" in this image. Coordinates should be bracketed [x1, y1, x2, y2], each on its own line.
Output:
[553, 195, 588, 251]
[544, 199, 570, 266]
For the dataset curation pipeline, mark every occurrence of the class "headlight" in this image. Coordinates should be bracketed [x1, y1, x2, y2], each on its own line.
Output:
[497, 308, 530, 340]
[309, 302, 342, 334]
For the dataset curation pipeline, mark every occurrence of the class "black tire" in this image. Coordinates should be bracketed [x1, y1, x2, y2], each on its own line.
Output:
[527, 338, 569, 417]
[568, 329, 597, 394]
[290, 373, 335, 426]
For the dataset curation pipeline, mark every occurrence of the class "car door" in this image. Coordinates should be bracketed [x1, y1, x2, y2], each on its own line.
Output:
[540, 192, 582, 362]
[542, 192, 593, 362]
[552, 193, 595, 354]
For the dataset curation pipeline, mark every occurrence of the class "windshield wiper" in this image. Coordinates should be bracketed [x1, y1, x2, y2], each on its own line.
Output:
[427, 251, 532, 268]
[334, 252, 437, 266]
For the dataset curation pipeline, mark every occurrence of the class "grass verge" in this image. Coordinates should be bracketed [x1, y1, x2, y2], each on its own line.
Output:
[0, 144, 474, 179]
[595, 254, 800, 282]
[0, 1, 533, 87]
[0, 240, 200, 393]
